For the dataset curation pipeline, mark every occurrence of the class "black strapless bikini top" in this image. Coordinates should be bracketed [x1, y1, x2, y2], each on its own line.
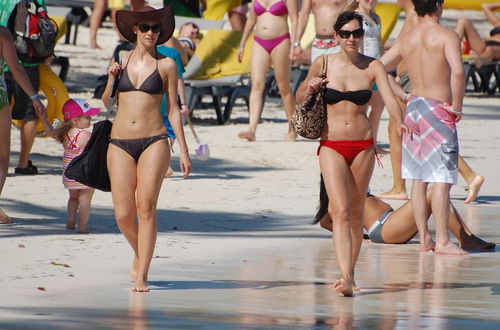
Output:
[324, 88, 372, 105]
[117, 52, 164, 95]
[490, 26, 500, 37]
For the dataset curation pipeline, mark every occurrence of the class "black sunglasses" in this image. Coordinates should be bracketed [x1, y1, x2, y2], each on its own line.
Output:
[138, 23, 161, 34]
[338, 28, 364, 39]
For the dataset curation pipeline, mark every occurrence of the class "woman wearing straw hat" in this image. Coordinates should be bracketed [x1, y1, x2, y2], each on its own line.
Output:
[101, 6, 192, 292]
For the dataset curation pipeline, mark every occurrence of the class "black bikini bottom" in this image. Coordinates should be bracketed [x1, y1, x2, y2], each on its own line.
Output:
[109, 134, 168, 162]
[485, 40, 500, 47]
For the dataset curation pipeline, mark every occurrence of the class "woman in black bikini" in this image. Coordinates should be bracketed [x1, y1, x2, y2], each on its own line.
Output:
[102, 6, 192, 292]
[455, 3, 500, 68]
[315, 185, 495, 252]
[296, 11, 410, 296]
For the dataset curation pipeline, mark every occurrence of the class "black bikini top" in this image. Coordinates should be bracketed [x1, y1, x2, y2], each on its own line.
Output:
[324, 88, 372, 106]
[117, 51, 164, 95]
[490, 26, 500, 37]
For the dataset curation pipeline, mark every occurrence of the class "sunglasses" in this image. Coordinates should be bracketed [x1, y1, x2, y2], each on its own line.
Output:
[137, 23, 161, 34]
[338, 28, 364, 39]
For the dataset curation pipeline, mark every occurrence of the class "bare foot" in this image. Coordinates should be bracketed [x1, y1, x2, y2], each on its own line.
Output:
[464, 175, 484, 204]
[334, 278, 354, 297]
[471, 51, 483, 69]
[352, 280, 360, 292]
[435, 241, 469, 255]
[165, 166, 174, 177]
[0, 208, 12, 224]
[419, 236, 435, 252]
[376, 188, 408, 200]
[66, 222, 75, 230]
[284, 131, 297, 142]
[238, 131, 256, 142]
[90, 43, 101, 49]
[130, 257, 139, 281]
[78, 229, 90, 234]
[133, 276, 149, 292]
[460, 233, 496, 252]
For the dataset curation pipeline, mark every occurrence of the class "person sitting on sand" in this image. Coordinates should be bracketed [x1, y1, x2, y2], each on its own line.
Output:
[37, 99, 101, 234]
[315, 184, 496, 252]
[455, 2, 500, 68]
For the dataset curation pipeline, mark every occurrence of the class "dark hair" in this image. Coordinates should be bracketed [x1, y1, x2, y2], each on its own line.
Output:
[412, 0, 444, 17]
[334, 10, 364, 33]
[313, 175, 329, 225]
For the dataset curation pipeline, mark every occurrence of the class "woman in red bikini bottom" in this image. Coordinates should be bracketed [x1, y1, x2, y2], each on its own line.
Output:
[296, 11, 410, 297]
[237, 0, 298, 141]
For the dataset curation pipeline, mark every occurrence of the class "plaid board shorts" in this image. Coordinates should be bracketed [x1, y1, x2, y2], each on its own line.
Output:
[402, 96, 459, 184]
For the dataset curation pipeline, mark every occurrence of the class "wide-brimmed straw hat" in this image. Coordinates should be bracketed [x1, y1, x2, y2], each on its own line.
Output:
[116, 6, 175, 45]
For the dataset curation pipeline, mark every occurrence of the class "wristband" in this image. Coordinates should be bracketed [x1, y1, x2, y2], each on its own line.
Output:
[30, 93, 40, 100]
[401, 92, 409, 102]
[180, 103, 187, 106]
[451, 109, 462, 115]
[292, 42, 301, 47]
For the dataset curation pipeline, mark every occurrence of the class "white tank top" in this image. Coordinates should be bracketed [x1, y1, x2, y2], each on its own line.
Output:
[362, 14, 381, 59]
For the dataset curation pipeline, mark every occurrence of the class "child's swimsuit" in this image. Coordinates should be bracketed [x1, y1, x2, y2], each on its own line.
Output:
[63, 129, 89, 189]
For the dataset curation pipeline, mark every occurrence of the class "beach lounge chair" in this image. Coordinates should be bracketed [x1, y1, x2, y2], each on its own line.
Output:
[183, 29, 252, 124]
[464, 59, 500, 95]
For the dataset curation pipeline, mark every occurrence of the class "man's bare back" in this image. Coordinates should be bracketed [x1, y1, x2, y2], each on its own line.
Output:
[311, 0, 347, 36]
[400, 20, 462, 104]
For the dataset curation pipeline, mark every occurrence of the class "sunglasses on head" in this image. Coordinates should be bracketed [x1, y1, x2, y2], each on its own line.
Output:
[338, 28, 364, 39]
[138, 23, 161, 34]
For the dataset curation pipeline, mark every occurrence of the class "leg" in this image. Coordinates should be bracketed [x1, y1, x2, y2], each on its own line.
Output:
[0, 105, 11, 223]
[89, 0, 106, 48]
[270, 38, 297, 141]
[134, 139, 170, 292]
[432, 183, 468, 255]
[378, 115, 407, 199]
[107, 144, 139, 280]
[348, 147, 376, 289]
[77, 188, 95, 233]
[454, 18, 487, 55]
[319, 147, 354, 297]
[458, 155, 484, 204]
[66, 190, 79, 230]
[18, 120, 36, 170]
[411, 180, 435, 251]
[238, 42, 271, 141]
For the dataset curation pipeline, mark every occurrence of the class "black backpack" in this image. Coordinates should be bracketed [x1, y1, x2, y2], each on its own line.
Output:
[8, 0, 58, 63]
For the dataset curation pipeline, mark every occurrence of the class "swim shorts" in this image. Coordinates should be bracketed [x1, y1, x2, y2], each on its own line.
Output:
[311, 37, 340, 62]
[6, 65, 39, 121]
[402, 96, 459, 184]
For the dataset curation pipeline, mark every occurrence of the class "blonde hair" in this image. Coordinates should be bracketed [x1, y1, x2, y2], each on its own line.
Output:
[347, 0, 359, 11]
[56, 119, 74, 144]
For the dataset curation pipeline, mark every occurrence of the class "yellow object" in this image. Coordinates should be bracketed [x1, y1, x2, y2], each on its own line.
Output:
[376, 3, 401, 44]
[190, 29, 252, 80]
[443, 0, 498, 10]
[50, 16, 67, 44]
[12, 64, 69, 137]
[108, 0, 125, 10]
[204, 0, 240, 20]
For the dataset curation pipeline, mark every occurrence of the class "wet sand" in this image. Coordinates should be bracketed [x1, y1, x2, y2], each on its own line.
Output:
[1, 6, 500, 329]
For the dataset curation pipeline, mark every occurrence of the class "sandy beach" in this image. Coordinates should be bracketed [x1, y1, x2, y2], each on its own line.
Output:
[1, 4, 500, 328]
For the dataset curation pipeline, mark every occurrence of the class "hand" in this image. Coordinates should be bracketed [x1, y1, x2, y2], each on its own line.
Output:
[306, 76, 328, 95]
[237, 47, 244, 63]
[440, 103, 462, 122]
[33, 99, 47, 118]
[180, 151, 192, 178]
[292, 45, 305, 63]
[397, 123, 412, 137]
[108, 62, 122, 78]
[180, 104, 189, 117]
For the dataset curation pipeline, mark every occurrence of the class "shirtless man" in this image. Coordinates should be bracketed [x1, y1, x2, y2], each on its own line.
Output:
[379, 0, 484, 203]
[294, 0, 347, 62]
[381, 0, 467, 255]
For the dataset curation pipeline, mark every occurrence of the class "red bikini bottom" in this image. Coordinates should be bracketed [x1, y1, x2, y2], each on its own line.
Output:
[317, 139, 376, 165]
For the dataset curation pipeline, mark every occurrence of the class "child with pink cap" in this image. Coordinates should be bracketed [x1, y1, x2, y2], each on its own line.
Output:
[37, 98, 100, 233]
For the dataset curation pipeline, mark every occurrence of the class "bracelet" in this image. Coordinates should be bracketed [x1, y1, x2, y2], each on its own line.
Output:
[401, 92, 409, 102]
[30, 93, 40, 100]
[451, 109, 462, 115]
[292, 42, 301, 48]
[180, 103, 187, 106]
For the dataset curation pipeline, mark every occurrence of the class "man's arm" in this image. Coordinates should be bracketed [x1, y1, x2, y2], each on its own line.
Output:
[444, 31, 465, 114]
[293, 0, 312, 60]
[379, 41, 403, 73]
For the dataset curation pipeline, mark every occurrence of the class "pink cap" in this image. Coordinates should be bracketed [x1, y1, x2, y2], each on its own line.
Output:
[62, 98, 101, 120]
